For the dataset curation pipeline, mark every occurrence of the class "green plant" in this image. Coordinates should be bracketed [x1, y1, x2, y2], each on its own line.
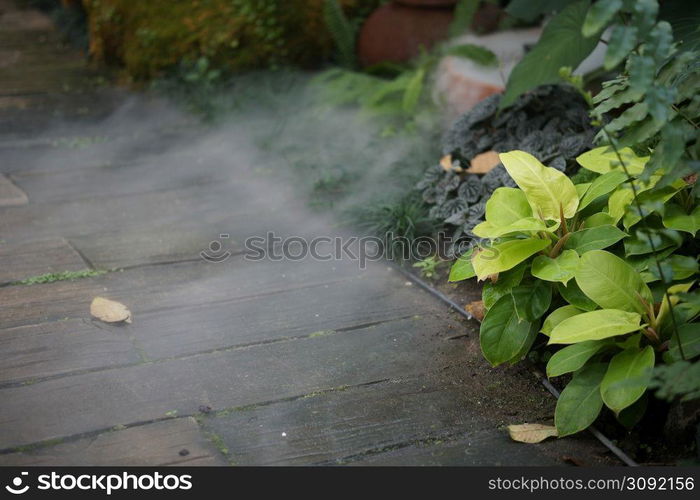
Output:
[503, 0, 700, 183]
[449, 149, 698, 436]
[315, 0, 497, 127]
[489, 0, 700, 422]
[13, 269, 109, 286]
[413, 255, 442, 279]
[352, 194, 437, 261]
[323, 0, 358, 68]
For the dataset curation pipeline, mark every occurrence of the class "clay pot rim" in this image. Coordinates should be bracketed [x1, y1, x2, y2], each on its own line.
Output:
[392, 0, 458, 8]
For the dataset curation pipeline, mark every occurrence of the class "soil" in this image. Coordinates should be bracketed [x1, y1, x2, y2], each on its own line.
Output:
[405, 260, 700, 465]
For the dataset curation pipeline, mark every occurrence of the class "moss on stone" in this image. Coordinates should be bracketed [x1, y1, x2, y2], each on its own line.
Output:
[81, 0, 379, 80]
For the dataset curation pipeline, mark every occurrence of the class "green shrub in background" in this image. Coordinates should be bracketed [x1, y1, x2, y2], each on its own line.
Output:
[81, 0, 379, 80]
[449, 149, 698, 436]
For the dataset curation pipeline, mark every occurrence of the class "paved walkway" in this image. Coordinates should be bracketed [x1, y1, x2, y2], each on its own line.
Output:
[0, 0, 614, 465]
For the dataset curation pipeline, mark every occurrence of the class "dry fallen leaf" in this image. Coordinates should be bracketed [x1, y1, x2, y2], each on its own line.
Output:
[90, 297, 132, 324]
[467, 150, 500, 174]
[439, 154, 463, 173]
[507, 423, 558, 443]
[440, 154, 452, 171]
[465, 300, 485, 322]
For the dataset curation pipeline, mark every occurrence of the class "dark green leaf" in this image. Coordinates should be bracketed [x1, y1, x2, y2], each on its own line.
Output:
[512, 280, 553, 321]
[624, 227, 683, 256]
[559, 281, 599, 311]
[555, 362, 607, 436]
[616, 393, 648, 429]
[501, 1, 599, 109]
[482, 263, 526, 309]
[601, 346, 655, 414]
[480, 294, 534, 366]
[647, 254, 698, 282]
[605, 25, 638, 69]
[583, 0, 622, 37]
[668, 322, 700, 361]
[506, 0, 580, 22]
[445, 44, 498, 67]
[449, 0, 480, 36]
[564, 225, 628, 253]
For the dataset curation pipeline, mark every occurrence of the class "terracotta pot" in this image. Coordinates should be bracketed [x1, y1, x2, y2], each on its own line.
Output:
[357, 3, 454, 67]
[393, 0, 457, 6]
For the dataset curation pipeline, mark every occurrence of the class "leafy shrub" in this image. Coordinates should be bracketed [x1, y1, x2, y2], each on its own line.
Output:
[502, 0, 700, 187]
[449, 149, 698, 436]
[416, 85, 597, 251]
[81, 0, 380, 80]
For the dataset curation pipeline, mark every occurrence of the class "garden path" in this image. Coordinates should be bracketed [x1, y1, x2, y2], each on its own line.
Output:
[0, 0, 614, 466]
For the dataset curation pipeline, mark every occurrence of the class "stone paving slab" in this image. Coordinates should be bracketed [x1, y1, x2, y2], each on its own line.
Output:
[0, 172, 27, 206]
[0, 237, 86, 284]
[0, 417, 226, 466]
[0, 0, 618, 466]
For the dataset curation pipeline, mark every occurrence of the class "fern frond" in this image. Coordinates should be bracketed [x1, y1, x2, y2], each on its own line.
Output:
[323, 0, 357, 69]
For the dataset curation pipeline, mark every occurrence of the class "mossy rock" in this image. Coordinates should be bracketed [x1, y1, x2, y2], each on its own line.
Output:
[81, 0, 379, 80]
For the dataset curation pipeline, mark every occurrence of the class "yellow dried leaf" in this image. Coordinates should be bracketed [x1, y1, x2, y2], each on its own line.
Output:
[467, 150, 501, 174]
[465, 300, 485, 322]
[90, 296, 132, 324]
[507, 423, 558, 443]
[440, 154, 453, 171]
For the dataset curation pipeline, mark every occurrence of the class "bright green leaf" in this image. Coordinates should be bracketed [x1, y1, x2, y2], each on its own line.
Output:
[549, 309, 642, 344]
[576, 183, 591, 199]
[472, 217, 548, 239]
[542, 305, 584, 336]
[576, 146, 647, 175]
[448, 248, 475, 282]
[579, 170, 628, 210]
[499, 151, 579, 220]
[547, 340, 609, 377]
[584, 212, 617, 227]
[575, 250, 653, 314]
[482, 187, 533, 227]
[472, 238, 550, 281]
[532, 250, 580, 284]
